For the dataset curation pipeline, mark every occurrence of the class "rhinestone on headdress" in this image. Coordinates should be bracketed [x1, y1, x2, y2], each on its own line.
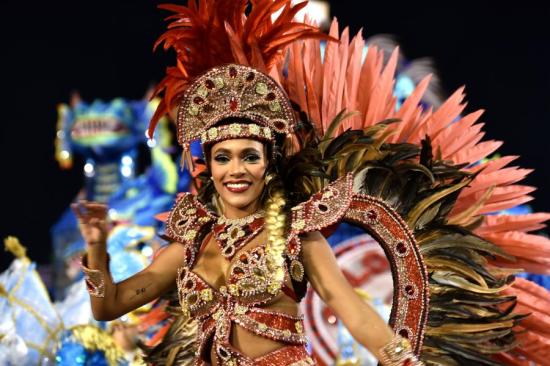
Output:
[200, 123, 273, 145]
[176, 64, 297, 148]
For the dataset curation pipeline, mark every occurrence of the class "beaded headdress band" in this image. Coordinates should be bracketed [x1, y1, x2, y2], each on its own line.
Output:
[200, 123, 273, 145]
[177, 64, 297, 157]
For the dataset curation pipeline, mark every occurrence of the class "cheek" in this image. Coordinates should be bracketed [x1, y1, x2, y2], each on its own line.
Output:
[251, 163, 268, 180]
[210, 163, 226, 187]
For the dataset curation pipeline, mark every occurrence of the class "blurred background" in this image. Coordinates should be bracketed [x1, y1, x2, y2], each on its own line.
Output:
[2, 0, 549, 271]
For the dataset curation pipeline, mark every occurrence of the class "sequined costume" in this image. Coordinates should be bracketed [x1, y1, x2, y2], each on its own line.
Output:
[159, 169, 431, 366]
[126, 0, 550, 365]
[164, 192, 316, 365]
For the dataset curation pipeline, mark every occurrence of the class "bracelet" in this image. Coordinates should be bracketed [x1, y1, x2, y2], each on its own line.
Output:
[81, 253, 109, 298]
[378, 335, 424, 366]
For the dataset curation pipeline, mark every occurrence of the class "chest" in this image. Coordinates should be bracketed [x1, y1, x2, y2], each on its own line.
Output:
[191, 230, 267, 290]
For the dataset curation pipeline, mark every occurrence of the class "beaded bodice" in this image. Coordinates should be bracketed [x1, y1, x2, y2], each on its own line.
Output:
[175, 241, 308, 363]
[163, 175, 354, 364]
[176, 245, 297, 318]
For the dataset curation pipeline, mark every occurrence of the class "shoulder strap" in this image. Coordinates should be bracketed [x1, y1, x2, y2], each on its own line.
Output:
[285, 173, 355, 299]
[288, 173, 354, 237]
[164, 193, 216, 245]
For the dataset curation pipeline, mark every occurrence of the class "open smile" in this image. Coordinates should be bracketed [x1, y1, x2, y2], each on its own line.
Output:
[224, 180, 252, 193]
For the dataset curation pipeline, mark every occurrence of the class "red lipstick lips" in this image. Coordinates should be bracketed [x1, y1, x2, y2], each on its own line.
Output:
[224, 180, 251, 193]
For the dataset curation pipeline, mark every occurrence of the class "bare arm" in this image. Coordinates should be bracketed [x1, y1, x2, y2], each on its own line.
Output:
[88, 243, 185, 321]
[73, 201, 185, 321]
[301, 231, 395, 362]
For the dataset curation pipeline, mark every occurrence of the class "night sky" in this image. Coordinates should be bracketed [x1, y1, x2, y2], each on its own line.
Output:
[2, 1, 549, 271]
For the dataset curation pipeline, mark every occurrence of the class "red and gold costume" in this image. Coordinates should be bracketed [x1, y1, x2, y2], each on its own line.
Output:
[166, 193, 312, 365]
[160, 166, 427, 366]
[119, 0, 550, 365]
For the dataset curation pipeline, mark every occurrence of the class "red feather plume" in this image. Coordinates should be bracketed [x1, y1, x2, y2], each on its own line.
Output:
[148, 0, 330, 138]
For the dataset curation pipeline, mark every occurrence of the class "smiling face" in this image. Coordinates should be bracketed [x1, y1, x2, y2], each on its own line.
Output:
[209, 138, 268, 218]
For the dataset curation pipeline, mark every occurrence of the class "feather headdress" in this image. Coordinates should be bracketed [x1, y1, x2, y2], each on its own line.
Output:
[148, 0, 329, 140]
[281, 20, 550, 364]
[145, 2, 550, 365]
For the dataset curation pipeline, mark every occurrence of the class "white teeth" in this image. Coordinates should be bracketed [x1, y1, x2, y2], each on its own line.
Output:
[226, 183, 250, 189]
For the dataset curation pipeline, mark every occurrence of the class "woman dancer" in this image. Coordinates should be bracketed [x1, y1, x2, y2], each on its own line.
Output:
[74, 62, 420, 365]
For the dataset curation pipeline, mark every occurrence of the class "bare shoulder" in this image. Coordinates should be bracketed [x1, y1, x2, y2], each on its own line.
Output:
[300, 231, 330, 248]
[156, 241, 187, 255]
[150, 241, 187, 270]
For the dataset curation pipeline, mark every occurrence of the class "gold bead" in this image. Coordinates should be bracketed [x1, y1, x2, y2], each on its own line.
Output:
[214, 77, 224, 88]
[255, 82, 268, 95]
[197, 85, 208, 97]
[188, 105, 199, 116]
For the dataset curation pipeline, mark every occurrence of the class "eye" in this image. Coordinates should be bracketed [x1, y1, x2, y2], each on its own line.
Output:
[243, 153, 261, 162]
[213, 154, 230, 163]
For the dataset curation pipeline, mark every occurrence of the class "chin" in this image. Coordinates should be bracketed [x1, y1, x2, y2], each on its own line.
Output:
[224, 196, 258, 210]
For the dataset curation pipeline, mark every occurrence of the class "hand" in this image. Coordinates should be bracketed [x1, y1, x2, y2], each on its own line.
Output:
[71, 200, 109, 248]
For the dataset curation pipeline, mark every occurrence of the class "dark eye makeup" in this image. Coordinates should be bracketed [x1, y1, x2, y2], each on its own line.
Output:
[212, 148, 262, 164]
[243, 153, 261, 162]
[213, 154, 230, 163]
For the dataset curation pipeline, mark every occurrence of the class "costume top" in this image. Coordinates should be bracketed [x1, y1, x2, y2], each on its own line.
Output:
[163, 175, 354, 364]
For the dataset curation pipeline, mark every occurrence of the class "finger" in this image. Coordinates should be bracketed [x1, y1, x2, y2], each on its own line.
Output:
[71, 203, 80, 217]
[86, 203, 108, 217]
[89, 217, 107, 228]
[86, 202, 107, 209]
[72, 202, 88, 222]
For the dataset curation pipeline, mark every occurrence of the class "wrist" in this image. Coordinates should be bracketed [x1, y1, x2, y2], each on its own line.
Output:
[85, 246, 109, 269]
[378, 335, 424, 366]
[86, 239, 107, 249]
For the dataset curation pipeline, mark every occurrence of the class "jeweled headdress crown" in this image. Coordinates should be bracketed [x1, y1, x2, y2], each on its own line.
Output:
[177, 64, 297, 148]
[147, 0, 328, 169]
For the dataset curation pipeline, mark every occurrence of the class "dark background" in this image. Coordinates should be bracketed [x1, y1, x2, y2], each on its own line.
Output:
[2, 1, 549, 270]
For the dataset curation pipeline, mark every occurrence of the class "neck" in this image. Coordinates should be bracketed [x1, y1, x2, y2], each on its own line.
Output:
[222, 201, 261, 219]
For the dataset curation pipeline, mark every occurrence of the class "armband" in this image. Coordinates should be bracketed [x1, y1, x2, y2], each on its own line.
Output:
[378, 335, 424, 366]
[81, 253, 109, 298]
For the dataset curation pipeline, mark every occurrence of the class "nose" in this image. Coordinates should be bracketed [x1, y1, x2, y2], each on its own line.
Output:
[228, 158, 246, 176]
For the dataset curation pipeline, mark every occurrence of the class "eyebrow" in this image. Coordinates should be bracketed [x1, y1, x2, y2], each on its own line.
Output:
[241, 147, 262, 155]
[212, 147, 262, 155]
[212, 148, 231, 154]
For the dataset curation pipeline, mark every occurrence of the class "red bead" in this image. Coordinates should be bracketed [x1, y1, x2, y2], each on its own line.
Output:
[193, 96, 204, 104]
[367, 210, 377, 220]
[266, 92, 276, 101]
[289, 241, 298, 254]
[229, 98, 238, 111]
[274, 121, 286, 130]
[85, 279, 94, 291]
[229, 67, 237, 77]
[205, 79, 215, 89]
[246, 72, 255, 82]
[396, 242, 407, 254]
